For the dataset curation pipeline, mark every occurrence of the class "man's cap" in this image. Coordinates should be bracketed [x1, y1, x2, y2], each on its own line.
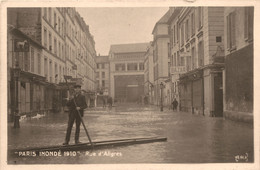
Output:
[74, 84, 81, 88]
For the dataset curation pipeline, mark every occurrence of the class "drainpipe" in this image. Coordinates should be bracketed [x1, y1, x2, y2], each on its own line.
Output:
[202, 71, 205, 116]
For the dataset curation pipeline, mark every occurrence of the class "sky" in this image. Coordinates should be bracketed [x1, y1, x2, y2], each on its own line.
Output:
[76, 7, 169, 56]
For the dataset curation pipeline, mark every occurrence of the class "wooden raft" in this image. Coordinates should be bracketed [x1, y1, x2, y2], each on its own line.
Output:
[10, 136, 167, 154]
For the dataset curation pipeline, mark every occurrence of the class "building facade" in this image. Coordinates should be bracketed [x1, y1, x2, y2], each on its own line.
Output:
[144, 42, 154, 104]
[152, 8, 175, 107]
[223, 7, 253, 123]
[95, 55, 110, 106]
[96, 55, 110, 95]
[7, 7, 96, 121]
[167, 7, 225, 116]
[109, 43, 149, 103]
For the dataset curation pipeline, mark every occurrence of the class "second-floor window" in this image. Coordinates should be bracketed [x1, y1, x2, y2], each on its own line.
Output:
[38, 52, 41, 75]
[102, 72, 105, 78]
[31, 47, 34, 72]
[244, 7, 254, 41]
[127, 63, 138, 71]
[198, 41, 204, 66]
[226, 11, 236, 50]
[139, 63, 144, 70]
[115, 63, 125, 71]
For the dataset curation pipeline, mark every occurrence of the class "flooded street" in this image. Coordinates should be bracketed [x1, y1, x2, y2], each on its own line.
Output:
[8, 103, 254, 164]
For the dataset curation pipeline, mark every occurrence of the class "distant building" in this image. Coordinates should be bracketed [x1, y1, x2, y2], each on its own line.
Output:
[223, 7, 253, 123]
[96, 55, 110, 95]
[109, 43, 149, 103]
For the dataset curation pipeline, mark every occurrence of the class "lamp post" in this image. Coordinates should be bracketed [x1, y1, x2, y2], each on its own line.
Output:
[13, 67, 21, 128]
[160, 82, 164, 112]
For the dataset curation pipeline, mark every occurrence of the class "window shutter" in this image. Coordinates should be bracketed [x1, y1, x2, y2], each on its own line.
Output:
[231, 12, 236, 47]
[248, 7, 254, 40]
[226, 15, 230, 49]
[244, 8, 249, 39]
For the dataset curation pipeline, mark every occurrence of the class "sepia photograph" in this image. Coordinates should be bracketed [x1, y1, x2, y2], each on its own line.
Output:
[0, 1, 259, 170]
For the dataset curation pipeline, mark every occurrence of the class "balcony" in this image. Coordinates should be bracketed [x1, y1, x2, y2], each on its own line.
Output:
[170, 66, 186, 74]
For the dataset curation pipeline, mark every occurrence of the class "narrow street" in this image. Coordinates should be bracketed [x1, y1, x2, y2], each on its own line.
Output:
[8, 103, 254, 164]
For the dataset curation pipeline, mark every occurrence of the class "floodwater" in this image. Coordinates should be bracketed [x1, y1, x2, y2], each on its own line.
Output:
[8, 103, 254, 164]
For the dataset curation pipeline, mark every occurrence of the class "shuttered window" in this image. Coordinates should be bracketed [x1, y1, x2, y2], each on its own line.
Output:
[244, 7, 254, 41]
[227, 11, 236, 50]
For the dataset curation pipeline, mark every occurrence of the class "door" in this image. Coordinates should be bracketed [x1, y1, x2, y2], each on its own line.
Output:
[214, 74, 223, 117]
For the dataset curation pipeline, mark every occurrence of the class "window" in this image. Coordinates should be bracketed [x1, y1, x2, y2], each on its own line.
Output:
[244, 7, 254, 41]
[102, 72, 105, 78]
[96, 72, 99, 78]
[58, 17, 60, 32]
[139, 63, 144, 70]
[102, 80, 105, 87]
[49, 33, 52, 51]
[31, 47, 34, 72]
[181, 24, 184, 46]
[191, 47, 195, 69]
[174, 53, 177, 66]
[97, 63, 99, 69]
[54, 38, 57, 54]
[44, 27, 47, 47]
[173, 25, 176, 44]
[49, 60, 52, 82]
[185, 19, 189, 41]
[115, 63, 125, 71]
[55, 63, 58, 83]
[198, 7, 203, 29]
[198, 41, 204, 66]
[48, 8, 52, 24]
[38, 52, 41, 74]
[44, 8, 47, 19]
[127, 63, 138, 71]
[191, 13, 195, 36]
[54, 12, 57, 29]
[24, 52, 30, 72]
[58, 42, 61, 57]
[102, 63, 105, 69]
[227, 11, 236, 49]
[44, 57, 48, 77]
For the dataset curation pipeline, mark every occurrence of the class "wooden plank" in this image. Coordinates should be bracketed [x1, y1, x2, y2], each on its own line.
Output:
[10, 136, 167, 154]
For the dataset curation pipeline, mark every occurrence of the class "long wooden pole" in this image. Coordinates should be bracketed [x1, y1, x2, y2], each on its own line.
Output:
[64, 77, 94, 148]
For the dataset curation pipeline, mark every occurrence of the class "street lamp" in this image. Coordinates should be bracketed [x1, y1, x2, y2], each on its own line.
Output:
[160, 82, 164, 112]
[13, 67, 21, 128]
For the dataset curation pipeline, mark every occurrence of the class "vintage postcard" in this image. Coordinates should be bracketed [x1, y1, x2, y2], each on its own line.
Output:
[0, 0, 259, 170]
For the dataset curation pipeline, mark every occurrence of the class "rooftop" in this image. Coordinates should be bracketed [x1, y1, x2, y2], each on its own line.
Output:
[110, 42, 150, 54]
[96, 55, 109, 63]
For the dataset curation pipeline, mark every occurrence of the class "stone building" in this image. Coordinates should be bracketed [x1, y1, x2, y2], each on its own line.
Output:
[109, 43, 149, 103]
[223, 7, 253, 123]
[168, 7, 225, 116]
[7, 8, 96, 121]
[95, 55, 110, 106]
[152, 8, 175, 107]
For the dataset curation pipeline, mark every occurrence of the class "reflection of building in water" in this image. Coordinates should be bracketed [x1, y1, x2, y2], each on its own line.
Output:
[109, 43, 149, 102]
